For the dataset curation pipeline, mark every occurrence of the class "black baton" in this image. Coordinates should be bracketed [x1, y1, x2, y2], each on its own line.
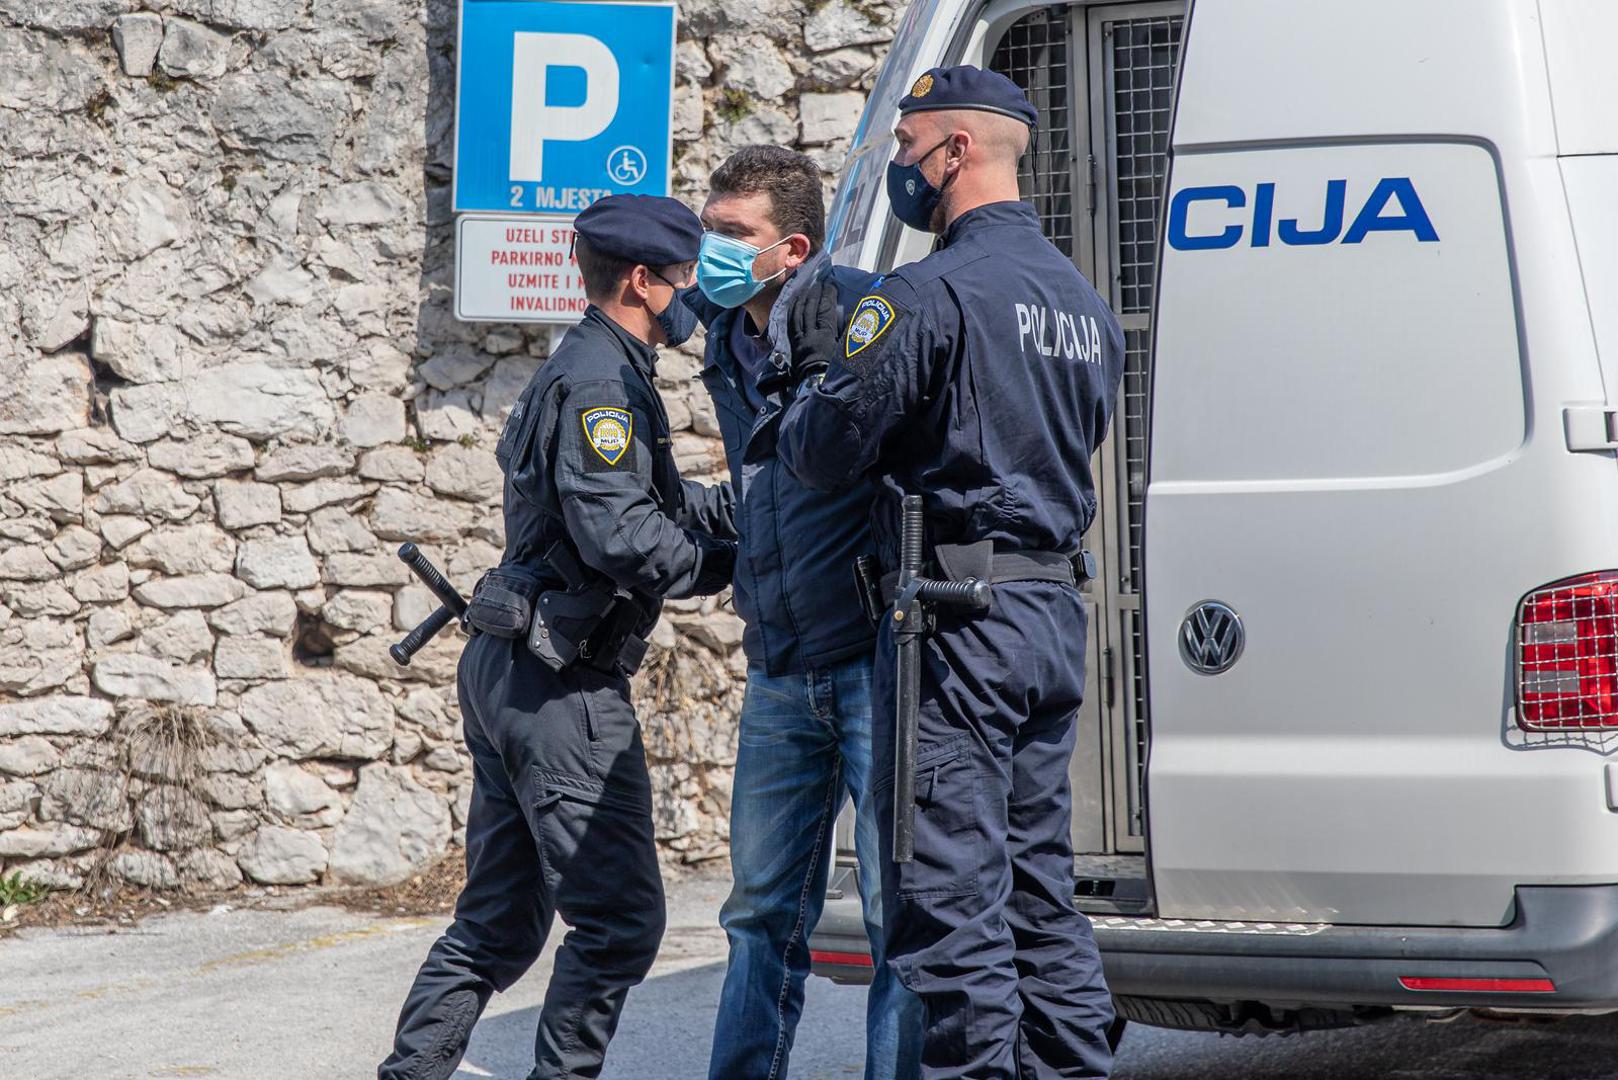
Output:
[891, 496, 992, 863]
[390, 543, 469, 667]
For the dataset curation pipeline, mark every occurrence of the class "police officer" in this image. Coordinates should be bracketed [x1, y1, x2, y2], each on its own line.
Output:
[379, 194, 737, 1080]
[777, 67, 1126, 1079]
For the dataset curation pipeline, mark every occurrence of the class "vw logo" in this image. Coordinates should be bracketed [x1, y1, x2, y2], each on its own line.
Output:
[1180, 601, 1244, 675]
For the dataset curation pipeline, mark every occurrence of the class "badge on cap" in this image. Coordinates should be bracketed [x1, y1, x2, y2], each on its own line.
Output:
[581, 406, 634, 467]
[911, 73, 934, 98]
[845, 295, 897, 359]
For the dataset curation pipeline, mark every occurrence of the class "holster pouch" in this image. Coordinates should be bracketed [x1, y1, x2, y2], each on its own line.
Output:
[933, 540, 994, 585]
[853, 554, 884, 628]
[464, 567, 541, 638]
[528, 586, 615, 672]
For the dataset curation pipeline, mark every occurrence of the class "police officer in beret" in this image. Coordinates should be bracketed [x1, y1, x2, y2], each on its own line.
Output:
[379, 194, 737, 1080]
[778, 67, 1126, 1079]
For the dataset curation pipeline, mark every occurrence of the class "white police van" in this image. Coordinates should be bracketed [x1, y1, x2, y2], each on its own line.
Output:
[810, 0, 1618, 1034]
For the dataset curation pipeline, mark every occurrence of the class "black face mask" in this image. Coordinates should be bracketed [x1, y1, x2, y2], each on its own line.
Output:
[885, 136, 957, 232]
[650, 273, 698, 348]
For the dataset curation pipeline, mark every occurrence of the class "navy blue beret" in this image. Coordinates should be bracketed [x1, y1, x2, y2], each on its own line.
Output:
[574, 194, 702, 266]
[897, 65, 1038, 127]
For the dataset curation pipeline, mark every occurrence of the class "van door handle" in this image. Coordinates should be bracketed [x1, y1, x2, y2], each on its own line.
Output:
[1101, 646, 1116, 709]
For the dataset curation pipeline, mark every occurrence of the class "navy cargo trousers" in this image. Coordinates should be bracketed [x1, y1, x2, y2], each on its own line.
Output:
[378, 632, 664, 1080]
[872, 580, 1115, 1080]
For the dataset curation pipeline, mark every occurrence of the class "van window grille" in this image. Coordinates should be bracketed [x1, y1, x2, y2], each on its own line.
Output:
[1109, 15, 1181, 316]
[990, 8, 1073, 257]
[1128, 607, 1148, 833]
[1122, 327, 1151, 593]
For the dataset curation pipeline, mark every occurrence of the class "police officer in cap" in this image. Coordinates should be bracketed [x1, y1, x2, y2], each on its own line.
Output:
[379, 194, 737, 1080]
[778, 67, 1126, 1079]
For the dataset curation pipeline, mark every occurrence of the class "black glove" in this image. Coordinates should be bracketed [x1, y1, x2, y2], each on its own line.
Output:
[785, 277, 843, 387]
[692, 537, 738, 596]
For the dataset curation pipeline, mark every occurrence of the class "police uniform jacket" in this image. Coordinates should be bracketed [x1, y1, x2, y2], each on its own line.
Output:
[686, 253, 879, 677]
[495, 306, 737, 636]
[778, 200, 1125, 568]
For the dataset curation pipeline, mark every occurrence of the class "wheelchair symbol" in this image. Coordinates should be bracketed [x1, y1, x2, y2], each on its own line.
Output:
[606, 145, 648, 186]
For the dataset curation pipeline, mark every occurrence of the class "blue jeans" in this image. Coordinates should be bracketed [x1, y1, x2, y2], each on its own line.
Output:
[709, 655, 923, 1080]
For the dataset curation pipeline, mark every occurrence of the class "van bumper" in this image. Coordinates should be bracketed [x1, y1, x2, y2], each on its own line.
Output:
[810, 883, 1618, 1010]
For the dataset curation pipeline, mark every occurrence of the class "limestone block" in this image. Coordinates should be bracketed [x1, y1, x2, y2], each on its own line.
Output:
[239, 671, 394, 760]
[0, 695, 111, 737]
[109, 177, 190, 260]
[56, 428, 143, 466]
[26, 278, 90, 352]
[107, 850, 179, 889]
[263, 762, 341, 826]
[237, 825, 328, 884]
[324, 590, 392, 634]
[112, 12, 163, 77]
[799, 91, 865, 146]
[87, 607, 137, 648]
[348, 341, 412, 393]
[99, 515, 151, 549]
[0, 352, 92, 435]
[236, 536, 320, 590]
[322, 552, 410, 588]
[357, 446, 425, 483]
[245, 259, 317, 306]
[212, 71, 348, 165]
[369, 488, 472, 543]
[708, 34, 795, 99]
[9, 472, 84, 521]
[136, 787, 212, 851]
[92, 317, 185, 384]
[214, 479, 282, 529]
[38, 767, 130, 831]
[71, 563, 131, 603]
[676, 39, 713, 82]
[0, 779, 35, 829]
[306, 506, 377, 555]
[0, 735, 59, 776]
[92, 653, 217, 706]
[0, 824, 102, 859]
[316, 181, 410, 226]
[47, 524, 102, 571]
[157, 17, 230, 79]
[393, 585, 435, 632]
[424, 443, 502, 503]
[335, 633, 459, 684]
[342, 393, 406, 448]
[328, 763, 451, 886]
[0, 446, 60, 482]
[0, 30, 107, 113]
[415, 388, 480, 442]
[805, 0, 898, 52]
[214, 635, 288, 680]
[147, 434, 256, 479]
[127, 524, 237, 575]
[177, 847, 244, 890]
[208, 590, 298, 637]
[480, 356, 540, 423]
[0, 546, 56, 582]
[133, 573, 246, 610]
[166, 0, 303, 30]
[419, 353, 494, 391]
[3, 581, 79, 617]
[282, 478, 375, 515]
[139, 609, 215, 664]
[192, 361, 336, 443]
[94, 468, 201, 521]
[255, 445, 356, 483]
[9, 856, 91, 891]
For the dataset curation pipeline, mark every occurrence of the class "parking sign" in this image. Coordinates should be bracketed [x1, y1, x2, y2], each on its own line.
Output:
[453, 0, 675, 214]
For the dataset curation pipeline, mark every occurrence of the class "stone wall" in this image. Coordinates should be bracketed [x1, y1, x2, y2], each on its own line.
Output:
[0, 0, 899, 891]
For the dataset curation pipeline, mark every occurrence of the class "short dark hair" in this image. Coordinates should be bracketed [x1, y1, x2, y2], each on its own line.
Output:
[710, 145, 825, 254]
[573, 235, 636, 303]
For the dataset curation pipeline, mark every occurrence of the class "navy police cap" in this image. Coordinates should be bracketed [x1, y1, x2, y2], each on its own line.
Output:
[574, 194, 702, 266]
[897, 65, 1038, 127]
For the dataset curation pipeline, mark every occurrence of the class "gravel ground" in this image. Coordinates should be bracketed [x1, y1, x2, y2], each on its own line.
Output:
[5, 868, 1618, 1079]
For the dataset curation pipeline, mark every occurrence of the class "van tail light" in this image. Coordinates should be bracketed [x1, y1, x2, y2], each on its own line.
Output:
[1517, 572, 1618, 729]
[1399, 976, 1555, 994]
[810, 949, 873, 968]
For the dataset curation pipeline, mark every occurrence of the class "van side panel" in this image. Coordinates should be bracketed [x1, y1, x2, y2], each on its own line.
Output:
[1540, 0, 1618, 155]
[1148, 0, 1618, 926]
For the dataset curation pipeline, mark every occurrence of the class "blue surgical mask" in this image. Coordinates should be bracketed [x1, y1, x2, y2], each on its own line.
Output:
[696, 232, 791, 309]
[885, 136, 956, 233]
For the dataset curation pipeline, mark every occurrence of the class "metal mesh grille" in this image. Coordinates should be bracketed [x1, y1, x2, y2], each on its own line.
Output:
[1121, 327, 1151, 593]
[990, 8, 1074, 257]
[1109, 15, 1181, 315]
[1127, 607, 1148, 835]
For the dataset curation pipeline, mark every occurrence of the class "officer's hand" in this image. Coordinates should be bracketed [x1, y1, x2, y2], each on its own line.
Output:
[786, 278, 842, 386]
[693, 536, 737, 596]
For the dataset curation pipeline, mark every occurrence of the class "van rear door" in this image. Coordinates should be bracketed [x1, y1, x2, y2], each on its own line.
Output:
[1146, 0, 1618, 927]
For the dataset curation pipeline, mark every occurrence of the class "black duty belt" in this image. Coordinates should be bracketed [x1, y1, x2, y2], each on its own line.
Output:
[877, 549, 1086, 607]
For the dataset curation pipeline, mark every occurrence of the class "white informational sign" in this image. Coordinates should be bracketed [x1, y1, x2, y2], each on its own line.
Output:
[454, 213, 588, 324]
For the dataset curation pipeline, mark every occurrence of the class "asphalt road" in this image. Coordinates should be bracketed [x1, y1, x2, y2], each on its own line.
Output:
[4, 870, 1618, 1079]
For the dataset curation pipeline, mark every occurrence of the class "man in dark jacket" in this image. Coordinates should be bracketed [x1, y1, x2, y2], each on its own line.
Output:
[688, 145, 921, 1080]
[379, 194, 736, 1080]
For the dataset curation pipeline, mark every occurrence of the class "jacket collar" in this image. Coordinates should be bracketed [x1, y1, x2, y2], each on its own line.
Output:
[583, 304, 659, 378]
[942, 200, 1040, 248]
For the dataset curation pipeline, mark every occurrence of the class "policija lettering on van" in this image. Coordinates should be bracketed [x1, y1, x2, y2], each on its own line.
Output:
[1167, 177, 1438, 251]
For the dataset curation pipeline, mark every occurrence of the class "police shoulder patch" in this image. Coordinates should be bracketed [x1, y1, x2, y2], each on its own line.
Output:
[845, 294, 899, 360]
[579, 405, 634, 468]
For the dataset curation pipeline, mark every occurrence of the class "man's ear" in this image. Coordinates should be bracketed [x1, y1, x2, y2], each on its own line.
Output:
[784, 233, 814, 269]
[626, 264, 652, 304]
